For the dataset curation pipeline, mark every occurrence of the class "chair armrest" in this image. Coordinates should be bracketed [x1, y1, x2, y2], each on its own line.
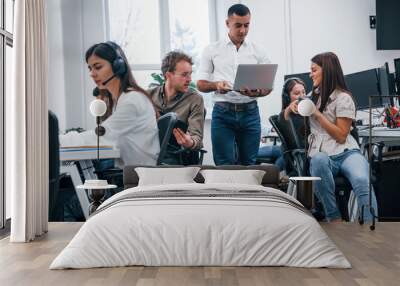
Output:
[95, 168, 123, 179]
[171, 148, 207, 155]
[291, 149, 306, 156]
[282, 148, 305, 156]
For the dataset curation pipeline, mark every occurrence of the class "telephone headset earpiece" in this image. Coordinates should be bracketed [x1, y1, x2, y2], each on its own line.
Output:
[104, 41, 127, 77]
[100, 41, 127, 85]
[282, 77, 302, 108]
[282, 78, 292, 108]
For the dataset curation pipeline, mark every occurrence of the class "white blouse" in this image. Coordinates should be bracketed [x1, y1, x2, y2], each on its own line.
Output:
[101, 91, 160, 167]
[308, 90, 359, 157]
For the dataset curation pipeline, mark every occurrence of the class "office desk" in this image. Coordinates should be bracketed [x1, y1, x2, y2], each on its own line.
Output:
[60, 147, 120, 219]
[358, 127, 400, 154]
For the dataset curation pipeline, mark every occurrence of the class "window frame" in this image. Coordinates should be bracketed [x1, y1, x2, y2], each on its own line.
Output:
[105, 0, 218, 72]
[0, 0, 13, 230]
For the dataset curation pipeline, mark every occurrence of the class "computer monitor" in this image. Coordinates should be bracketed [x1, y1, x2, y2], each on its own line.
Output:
[284, 72, 313, 94]
[377, 62, 393, 106]
[376, 1, 400, 50]
[394, 58, 400, 95]
[344, 69, 381, 110]
[388, 73, 396, 95]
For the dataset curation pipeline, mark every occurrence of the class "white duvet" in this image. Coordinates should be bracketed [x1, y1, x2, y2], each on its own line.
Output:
[50, 183, 351, 269]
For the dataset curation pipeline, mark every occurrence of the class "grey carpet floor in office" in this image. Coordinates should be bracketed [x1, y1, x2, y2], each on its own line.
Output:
[0, 222, 399, 286]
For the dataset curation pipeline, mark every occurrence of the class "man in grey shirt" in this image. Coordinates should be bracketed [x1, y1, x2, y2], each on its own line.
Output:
[148, 51, 205, 164]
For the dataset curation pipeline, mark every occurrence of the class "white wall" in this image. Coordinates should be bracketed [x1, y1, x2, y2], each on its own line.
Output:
[240, 0, 289, 125]
[290, 0, 400, 74]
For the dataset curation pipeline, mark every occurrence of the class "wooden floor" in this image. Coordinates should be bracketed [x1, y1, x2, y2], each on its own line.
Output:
[0, 222, 399, 286]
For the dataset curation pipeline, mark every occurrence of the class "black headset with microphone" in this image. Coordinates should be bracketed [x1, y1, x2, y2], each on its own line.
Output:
[282, 77, 305, 108]
[102, 41, 127, 85]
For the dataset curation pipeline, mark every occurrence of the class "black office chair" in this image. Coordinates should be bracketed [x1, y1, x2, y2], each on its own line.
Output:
[176, 148, 207, 165]
[157, 112, 179, 165]
[49, 111, 64, 221]
[188, 108, 208, 165]
[186, 106, 208, 165]
[256, 156, 276, 164]
[174, 108, 207, 165]
[157, 112, 207, 165]
[95, 112, 193, 181]
[269, 114, 305, 177]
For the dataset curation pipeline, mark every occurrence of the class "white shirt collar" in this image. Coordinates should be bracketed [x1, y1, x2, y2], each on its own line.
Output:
[225, 34, 249, 47]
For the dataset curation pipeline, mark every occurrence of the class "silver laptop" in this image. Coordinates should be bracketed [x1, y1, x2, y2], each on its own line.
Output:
[233, 64, 278, 91]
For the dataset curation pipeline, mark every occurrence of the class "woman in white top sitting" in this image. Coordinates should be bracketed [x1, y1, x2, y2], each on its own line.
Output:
[85, 41, 160, 166]
[306, 52, 377, 222]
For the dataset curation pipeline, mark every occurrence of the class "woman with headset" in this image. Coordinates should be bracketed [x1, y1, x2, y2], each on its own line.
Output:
[257, 77, 307, 170]
[85, 41, 160, 167]
[304, 52, 377, 222]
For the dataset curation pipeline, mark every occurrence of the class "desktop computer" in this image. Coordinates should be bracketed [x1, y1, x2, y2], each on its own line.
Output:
[377, 62, 393, 106]
[344, 69, 383, 110]
[373, 156, 400, 221]
[395, 58, 400, 95]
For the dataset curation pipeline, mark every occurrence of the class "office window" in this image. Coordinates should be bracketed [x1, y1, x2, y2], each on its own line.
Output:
[133, 70, 161, 90]
[5, 0, 14, 33]
[5, 44, 11, 221]
[108, 0, 161, 66]
[0, 37, 3, 229]
[168, 0, 211, 69]
[107, 0, 216, 110]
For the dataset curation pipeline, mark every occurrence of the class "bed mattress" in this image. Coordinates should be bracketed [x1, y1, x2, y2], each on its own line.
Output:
[50, 183, 350, 269]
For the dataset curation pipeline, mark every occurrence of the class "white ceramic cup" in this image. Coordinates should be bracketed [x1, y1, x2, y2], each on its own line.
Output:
[298, 99, 316, 116]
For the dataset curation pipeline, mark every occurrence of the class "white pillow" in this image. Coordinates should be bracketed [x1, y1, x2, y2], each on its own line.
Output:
[135, 167, 200, 186]
[200, 169, 266, 185]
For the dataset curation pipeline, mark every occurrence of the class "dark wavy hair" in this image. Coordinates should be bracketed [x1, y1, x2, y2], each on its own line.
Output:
[85, 42, 158, 116]
[310, 52, 353, 112]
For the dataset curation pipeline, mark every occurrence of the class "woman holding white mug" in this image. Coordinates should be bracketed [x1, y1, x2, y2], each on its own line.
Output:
[308, 52, 377, 222]
[305, 52, 377, 222]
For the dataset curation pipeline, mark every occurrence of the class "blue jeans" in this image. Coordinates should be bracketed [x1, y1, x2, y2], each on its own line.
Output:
[258, 145, 285, 171]
[309, 150, 378, 222]
[211, 103, 261, 165]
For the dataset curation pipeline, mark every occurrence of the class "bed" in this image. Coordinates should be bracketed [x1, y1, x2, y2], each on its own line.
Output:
[50, 165, 350, 269]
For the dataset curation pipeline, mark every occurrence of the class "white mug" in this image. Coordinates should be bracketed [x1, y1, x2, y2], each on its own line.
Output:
[298, 99, 316, 116]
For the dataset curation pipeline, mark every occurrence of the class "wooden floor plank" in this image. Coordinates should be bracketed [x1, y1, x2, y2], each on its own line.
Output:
[0, 222, 399, 286]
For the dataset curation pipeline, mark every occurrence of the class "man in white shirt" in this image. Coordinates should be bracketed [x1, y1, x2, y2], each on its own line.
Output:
[197, 3, 272, 165]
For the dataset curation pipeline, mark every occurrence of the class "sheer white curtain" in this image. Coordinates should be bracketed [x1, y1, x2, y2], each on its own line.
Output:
[9, 0, 48, 242]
